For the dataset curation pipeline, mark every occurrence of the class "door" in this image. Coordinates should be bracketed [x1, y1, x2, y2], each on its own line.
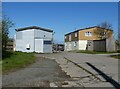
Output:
[35, 39, 43, 53]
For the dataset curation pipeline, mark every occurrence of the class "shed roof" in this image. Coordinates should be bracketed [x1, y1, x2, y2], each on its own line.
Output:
[15, 26, 53, 32]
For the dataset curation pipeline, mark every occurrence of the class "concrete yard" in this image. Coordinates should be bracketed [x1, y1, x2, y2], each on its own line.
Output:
[2, 52, 120, 88]
[36, 52, 120, 88]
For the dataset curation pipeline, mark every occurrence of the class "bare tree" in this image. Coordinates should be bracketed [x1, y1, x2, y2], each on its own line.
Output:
[94, 22, 113, 40]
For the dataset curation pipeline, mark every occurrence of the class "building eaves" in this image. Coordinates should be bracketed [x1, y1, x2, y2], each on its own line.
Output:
[15, 26, 53, 32]
[65, 26, 113, 36]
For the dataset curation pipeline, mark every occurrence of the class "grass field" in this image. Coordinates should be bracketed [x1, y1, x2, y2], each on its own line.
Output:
[2, 51, 35, 73]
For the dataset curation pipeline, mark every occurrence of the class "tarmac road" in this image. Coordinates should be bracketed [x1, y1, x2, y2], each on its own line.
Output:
[2, 52, 120, 88]
[36, 52, 119, 88]
[2, 57, 71, 87]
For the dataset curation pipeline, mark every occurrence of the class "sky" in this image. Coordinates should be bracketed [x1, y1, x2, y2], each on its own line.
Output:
[3, 2, 118, 43]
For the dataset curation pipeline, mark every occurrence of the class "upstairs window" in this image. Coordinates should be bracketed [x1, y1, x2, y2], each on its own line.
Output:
[75, 33, 77, 37]
[85, 32, 92, 36]
[74, 41, 77, 47]
[65, 36, 66, 39]
[69, 34, 71, 41]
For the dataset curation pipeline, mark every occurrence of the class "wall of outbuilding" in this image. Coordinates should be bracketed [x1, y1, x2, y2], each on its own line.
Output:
[15, 29, 34, 52]
[15, 29, 53, 53]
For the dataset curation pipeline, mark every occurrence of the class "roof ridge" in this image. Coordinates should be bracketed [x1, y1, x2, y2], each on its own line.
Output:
[15, 26, 53, 32]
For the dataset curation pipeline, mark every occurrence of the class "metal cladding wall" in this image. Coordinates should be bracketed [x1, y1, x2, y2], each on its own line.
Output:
[15, 29, 34, 52]
[15, 29, 53, 53]
[93, 39, 106, 52]
[43, 44, 52, 53]
[34, 29, 53, 53]
[35, 39, 43, 53]
[87, 40, 94, 51]
[106, 36, 115, 52]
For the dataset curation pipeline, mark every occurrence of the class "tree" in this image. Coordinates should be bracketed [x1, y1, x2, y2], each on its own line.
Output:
[94, 22, 113, 40]
[2, 15, 14, 51]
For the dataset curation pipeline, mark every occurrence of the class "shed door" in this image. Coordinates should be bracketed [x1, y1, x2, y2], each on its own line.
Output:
[35, 39, 43, 53]
[93, 39, 106, 52]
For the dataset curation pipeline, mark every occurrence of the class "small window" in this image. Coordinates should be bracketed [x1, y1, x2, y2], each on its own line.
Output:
[85, 32, 88, 36]
[85, 32, 92, 36]
[74, 42, 77, 47]
[89, 32, 92, 36]
[104, 32, 106, 35]
[65, 36, 66, 39]
[75, 33, 77, 37]
[44, 40, 52, 44]
[69, 34, 71, 41]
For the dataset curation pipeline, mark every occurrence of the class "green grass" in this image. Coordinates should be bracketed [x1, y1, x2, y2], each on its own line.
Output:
[111, 55, 120, 59]
[70, 50, 117, 54]
[2, 51, 35, 73]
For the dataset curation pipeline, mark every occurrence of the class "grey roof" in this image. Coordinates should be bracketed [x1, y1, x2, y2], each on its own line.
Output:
[15, 26, 53, 32]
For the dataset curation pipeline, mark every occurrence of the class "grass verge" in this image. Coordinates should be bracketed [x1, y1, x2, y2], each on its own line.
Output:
[2, 51, 35, 74]
[70, 50, 117, 54]
[111, 54, 120, 59]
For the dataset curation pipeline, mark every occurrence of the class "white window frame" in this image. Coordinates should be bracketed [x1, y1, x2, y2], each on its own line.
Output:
[65, 36, 66, 39]
[69, 34, 71, 41]
[89, 32, 92, 36]
[85, 32, 88, 36]
[74, 41, 77, 47]
[75, 33, 77, 37]
[85, 32, 92, 36]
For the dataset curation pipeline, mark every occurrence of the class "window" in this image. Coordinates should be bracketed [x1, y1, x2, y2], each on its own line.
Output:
[74, 42, 77, 47]
[75, 33, 77, 37]
[65, 36, 66, 39]
[89, 32, 92, 36]
[44, 40, 52, 44]
[85, 32, 92, 36]
[69, 34, 71, 41]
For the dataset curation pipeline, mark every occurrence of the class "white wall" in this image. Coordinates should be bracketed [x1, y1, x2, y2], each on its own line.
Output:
[34, 29, 52, 39]
[35, 29, 53, 53]
[65, 40, 87, 51]
[15, 29, 34, 52]
[78, 40, 87, 50]
[15, 29, 53, 53]
[35, 39, 43, 53]
[106, 36, 115, 52]
[65, 41, 79, 51]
